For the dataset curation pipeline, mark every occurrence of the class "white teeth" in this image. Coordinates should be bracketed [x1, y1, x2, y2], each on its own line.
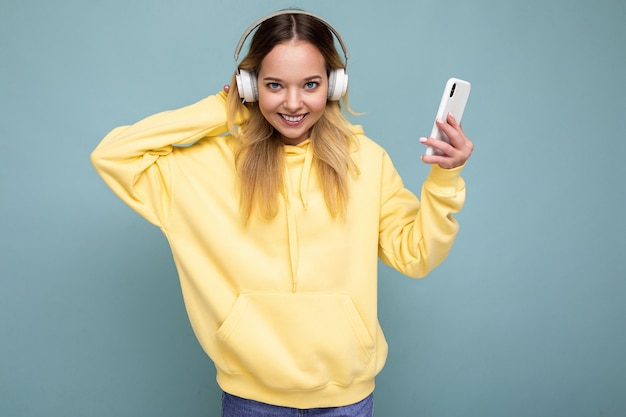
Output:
[282, 114, 305, 122]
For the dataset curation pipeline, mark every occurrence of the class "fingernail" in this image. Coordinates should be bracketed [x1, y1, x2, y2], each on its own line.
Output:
[419, 137, 427, 143]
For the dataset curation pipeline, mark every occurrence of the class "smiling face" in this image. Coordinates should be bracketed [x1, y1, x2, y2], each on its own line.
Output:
[257, 40, 328, 145]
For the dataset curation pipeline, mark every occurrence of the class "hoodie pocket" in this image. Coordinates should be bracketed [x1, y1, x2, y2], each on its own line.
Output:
[215, 292, 376, 391]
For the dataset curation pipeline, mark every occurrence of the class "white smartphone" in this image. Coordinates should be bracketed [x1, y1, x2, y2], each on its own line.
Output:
[424, 78, 471, 156]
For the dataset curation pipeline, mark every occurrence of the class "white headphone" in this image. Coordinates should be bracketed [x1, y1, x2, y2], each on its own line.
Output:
[234, 10, 349, 103]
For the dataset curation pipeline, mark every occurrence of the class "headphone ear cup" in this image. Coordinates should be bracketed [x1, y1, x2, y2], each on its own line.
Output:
[327, 68, 348, 101]
[235, 69, 258, 102]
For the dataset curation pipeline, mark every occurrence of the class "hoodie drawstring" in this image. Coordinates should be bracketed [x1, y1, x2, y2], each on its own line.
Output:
[299, 144, 313, 210]
[283, 141, 314, 292]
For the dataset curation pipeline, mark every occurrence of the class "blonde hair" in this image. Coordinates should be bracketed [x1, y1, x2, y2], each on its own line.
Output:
[227, 12, 359, 222]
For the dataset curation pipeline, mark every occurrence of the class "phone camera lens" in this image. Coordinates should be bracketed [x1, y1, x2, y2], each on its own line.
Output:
[450, 83, 456, 98]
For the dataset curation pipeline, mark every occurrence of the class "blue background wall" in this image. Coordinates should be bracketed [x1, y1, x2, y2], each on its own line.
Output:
[1, 0, 625, 415]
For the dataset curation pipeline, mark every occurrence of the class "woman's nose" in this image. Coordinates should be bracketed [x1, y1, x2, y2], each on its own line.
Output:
[284, 88, 302, 111]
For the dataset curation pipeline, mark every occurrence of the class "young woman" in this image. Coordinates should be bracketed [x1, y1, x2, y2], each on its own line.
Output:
[91, 10, 473, 417]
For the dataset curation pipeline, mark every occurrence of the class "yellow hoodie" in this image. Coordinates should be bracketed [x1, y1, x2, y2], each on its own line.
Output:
[91, 91, 466, 408]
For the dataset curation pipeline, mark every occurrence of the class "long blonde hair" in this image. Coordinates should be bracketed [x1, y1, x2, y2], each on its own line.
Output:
[227, 12, 359, 222]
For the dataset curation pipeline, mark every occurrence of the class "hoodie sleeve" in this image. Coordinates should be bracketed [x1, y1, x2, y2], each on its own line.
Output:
[90, 91, 239, 226]
[378, 154, 466, 278]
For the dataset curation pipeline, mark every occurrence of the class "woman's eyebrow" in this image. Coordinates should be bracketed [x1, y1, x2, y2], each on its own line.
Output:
[262, 75, 324, 82]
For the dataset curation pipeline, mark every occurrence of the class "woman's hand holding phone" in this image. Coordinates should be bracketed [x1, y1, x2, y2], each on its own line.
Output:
[420, 113, 474, 169]
[420, 78, 474, 169]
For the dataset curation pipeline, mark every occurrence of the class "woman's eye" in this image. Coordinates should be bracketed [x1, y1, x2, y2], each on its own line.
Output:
[267, 82, 280, 89]
[305, 81, 318, 89]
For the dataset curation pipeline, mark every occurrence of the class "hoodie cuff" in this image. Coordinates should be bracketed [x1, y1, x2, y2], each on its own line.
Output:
[217, 89, 249, 126]
[426, 163, 465, 191]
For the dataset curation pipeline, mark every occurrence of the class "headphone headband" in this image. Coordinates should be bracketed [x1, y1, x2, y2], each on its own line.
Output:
[233, 10, 349, 69]
[234, 10, 350, 102]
